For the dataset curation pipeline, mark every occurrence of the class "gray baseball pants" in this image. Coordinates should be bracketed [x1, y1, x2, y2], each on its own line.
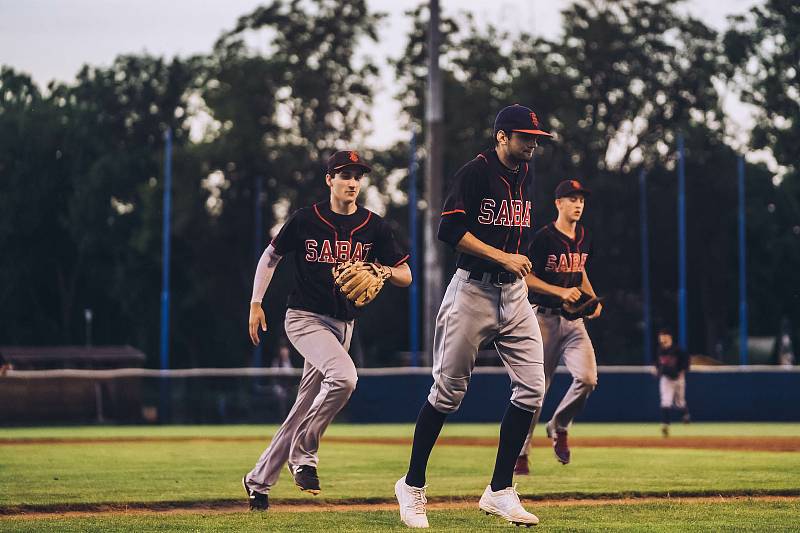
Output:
[246, 308, 356, 494]
[427, 268, 545, 414]
[660, 375, 687, 409]
[520, 309, 597, 455]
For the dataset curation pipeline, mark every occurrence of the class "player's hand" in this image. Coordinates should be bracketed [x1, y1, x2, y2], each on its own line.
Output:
[558, 287, 582, 303]
[501, 253, 532, 278]
[586, 301, 603, 320]
[249, 303, 267, 346]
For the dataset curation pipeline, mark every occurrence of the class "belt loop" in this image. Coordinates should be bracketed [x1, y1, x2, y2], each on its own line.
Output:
[482, 273, 491, 283]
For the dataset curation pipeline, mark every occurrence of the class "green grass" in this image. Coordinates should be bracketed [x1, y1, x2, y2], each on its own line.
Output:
[3, 501, 800, 532]
[1, 424, 799, 509]
[1, 422, 799, 440]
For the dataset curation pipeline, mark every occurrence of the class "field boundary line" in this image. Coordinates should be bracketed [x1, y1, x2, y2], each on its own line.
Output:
[3, 491, 799, 518]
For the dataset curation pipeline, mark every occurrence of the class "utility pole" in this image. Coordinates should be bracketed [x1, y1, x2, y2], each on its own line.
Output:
[423, 0, 444, 365]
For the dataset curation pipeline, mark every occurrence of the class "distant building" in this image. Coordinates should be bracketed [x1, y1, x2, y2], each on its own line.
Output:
[0, 346, 146, 424]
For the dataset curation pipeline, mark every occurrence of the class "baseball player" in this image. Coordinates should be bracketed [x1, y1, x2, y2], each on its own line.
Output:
[655, 328, 690, 437]
[395, 104, 550, 528]
[514, 179, 601, 476]
[243, 150, 411, 511]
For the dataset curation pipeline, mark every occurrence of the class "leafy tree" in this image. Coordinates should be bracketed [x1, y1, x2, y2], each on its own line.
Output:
[724, 0, 800, 351]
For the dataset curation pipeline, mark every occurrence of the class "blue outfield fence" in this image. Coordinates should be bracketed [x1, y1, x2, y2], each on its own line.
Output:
[346, 366, 800, 423]
[2, 365, 799, 424]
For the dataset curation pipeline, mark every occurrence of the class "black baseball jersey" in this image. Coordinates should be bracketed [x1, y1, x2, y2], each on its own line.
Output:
[656, 345, 690, 379]
[271, 201, 409, 321]
[438, 148, 533, 273]
[528, 222, 593, 308]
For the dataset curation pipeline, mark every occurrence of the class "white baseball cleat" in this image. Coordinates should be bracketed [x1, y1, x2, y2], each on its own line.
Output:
[479, 484, 539, 527]
[395, 476, 429, 528]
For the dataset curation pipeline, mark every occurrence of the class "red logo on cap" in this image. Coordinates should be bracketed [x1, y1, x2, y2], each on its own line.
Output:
[571, 180, 581, 189]
[530, 112, 539, 127]
[349, 151, 359, 162]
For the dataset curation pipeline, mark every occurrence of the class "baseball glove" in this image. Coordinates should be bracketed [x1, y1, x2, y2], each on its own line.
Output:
[332, 261, 391, 307]
[562, 291, 603, 321]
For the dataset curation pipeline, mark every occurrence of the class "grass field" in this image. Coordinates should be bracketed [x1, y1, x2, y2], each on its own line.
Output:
[1, 423, 799, 531]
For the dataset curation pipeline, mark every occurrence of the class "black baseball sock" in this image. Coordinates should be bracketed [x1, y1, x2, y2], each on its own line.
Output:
[405, 400, 448, 488]
[490, 403, 534, 492]
[661, 407, 671, 425]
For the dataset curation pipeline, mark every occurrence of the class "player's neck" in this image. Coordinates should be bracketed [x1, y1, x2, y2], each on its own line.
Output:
[495, 147, 520, 172]
[330, 196, 357, 215]
[554, 216, 577, 239]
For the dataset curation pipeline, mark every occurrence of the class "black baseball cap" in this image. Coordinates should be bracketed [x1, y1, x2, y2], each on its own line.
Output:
[494, 104, 552, 137]
[327, 150, 371, 175]
[555, 179, 591, 198]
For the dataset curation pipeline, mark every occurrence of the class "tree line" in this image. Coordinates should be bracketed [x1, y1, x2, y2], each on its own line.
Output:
[1, 0, 797, 367]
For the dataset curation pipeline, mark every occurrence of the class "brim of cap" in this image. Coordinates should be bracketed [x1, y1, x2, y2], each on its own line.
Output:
[557, 189, 591, 198]
[512, 129, 553, 137]
[331, 163, 372, 173]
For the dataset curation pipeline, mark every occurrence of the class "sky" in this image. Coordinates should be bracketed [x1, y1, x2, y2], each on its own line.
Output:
[0, 0, 762, 149]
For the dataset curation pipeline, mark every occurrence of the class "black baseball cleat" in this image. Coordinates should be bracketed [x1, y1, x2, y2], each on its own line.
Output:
[292, 464, 321, 495]
[242, 476, 269, 511]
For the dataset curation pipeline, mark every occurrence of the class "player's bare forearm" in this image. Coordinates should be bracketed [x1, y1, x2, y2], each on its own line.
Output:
[580, 271, 597, 298]
[385, 262, 412, 287]
[525, 273, 569, 298]
[455, 232, 531, 277]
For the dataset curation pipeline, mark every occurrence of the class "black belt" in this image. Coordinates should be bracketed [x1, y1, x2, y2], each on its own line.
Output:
[536, 306, 563, 316]
[467, 270, 516, 285]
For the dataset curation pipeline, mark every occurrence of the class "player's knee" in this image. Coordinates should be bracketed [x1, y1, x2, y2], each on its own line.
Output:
[510, 382, 544, 412]
[428, 375, 469, 413]
[431, 389, 466, 413]
[579, 374, 598, 389]
[330, 369, 358, 394]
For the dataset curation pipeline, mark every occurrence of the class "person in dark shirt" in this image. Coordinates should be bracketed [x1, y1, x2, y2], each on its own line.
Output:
[395, 104, 551, 528]
[242, 150, 411, 511]
[655, 328, 691, 436]
[515, 179, 600, 474]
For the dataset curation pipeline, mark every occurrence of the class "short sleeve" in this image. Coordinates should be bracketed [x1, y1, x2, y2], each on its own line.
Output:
[529, 229, 548, 276]
[374, 218, 410, 267]
[438, 161, 481, 246]
[270, 210, 301, 255]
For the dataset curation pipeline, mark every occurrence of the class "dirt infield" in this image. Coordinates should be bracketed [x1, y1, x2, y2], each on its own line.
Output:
[4, 494, 799, 520]
[2, 435, 800, 452]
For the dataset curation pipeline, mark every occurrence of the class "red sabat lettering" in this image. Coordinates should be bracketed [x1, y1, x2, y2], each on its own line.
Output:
[570, 253, 582, 272]
[511, 200, 523, 226]
[335, 241, 351, 262]
[318, 240, 335, 263]
[478, 199, 495, 224]
[557, 254, 569, 272]
[478, 199, 532, 227]
[494, 200, 511, 226]
[305, 240, 373, 263]
[305, 240, 318, 262]
[351, 242, 364, 261]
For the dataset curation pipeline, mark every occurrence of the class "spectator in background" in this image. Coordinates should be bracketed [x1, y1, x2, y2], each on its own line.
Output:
[0, 351, 11, 376]
[655, 328, 690, 437]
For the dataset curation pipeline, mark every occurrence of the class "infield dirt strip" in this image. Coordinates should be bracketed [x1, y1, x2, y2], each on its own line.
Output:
[2, 435, 800, 452]
[4, 495, 800, 519]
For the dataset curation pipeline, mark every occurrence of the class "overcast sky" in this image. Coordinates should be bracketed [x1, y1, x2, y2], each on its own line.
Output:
[0, 0, 761, 148]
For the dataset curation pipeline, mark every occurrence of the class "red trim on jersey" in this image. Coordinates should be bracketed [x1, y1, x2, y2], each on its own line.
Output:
[498, 176, 514, 252]
[576, 225, 585, 253]
[552, 223, 573, 259]
[349, 211, 372, 243]
[313, 203, 339, 243]
[393, 254, 410, 267]
[477, 153, 488, 163]
[441, 209, 466, 216]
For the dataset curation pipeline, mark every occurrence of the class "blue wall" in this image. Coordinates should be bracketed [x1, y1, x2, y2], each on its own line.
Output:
[344, 369, 800, 423]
